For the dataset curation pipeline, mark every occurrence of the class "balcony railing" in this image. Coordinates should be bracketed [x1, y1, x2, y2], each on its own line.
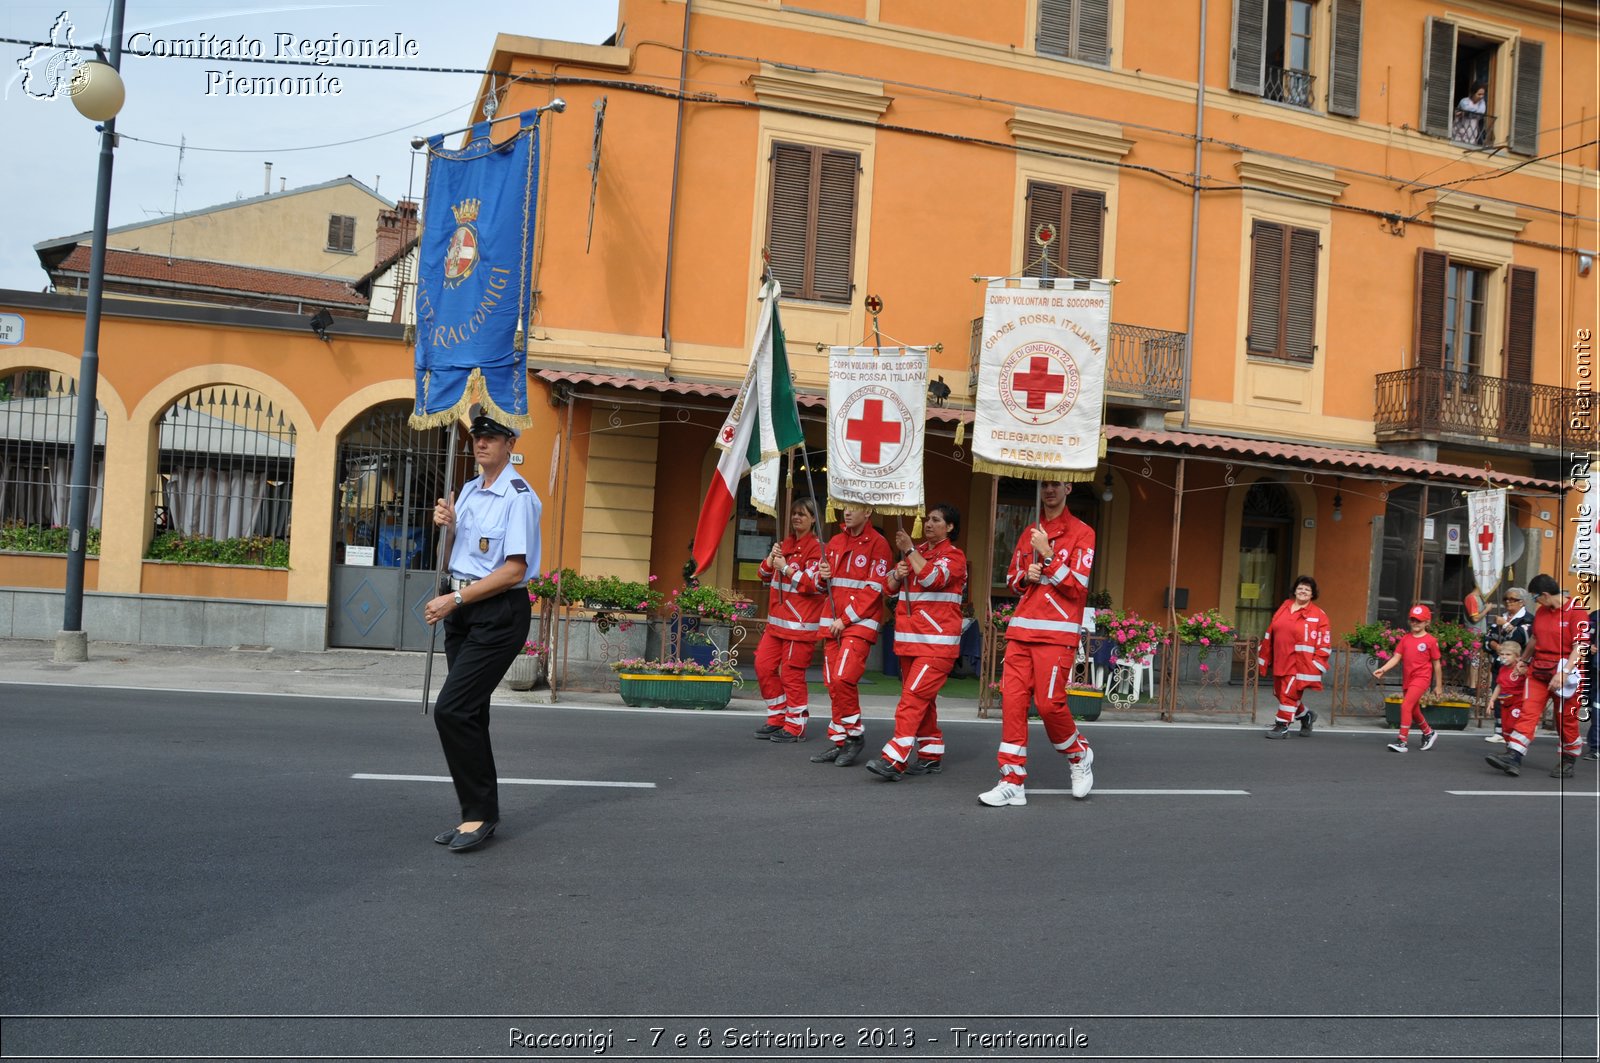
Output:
[968, 318, 1186, 408]
[1265, 66, 1315, 108]
[1373, 366, 1584, 452]
[1450, 110, 1497, 148]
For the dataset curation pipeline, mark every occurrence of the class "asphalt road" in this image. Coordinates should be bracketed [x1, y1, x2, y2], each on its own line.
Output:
[1, 684, 1595, 1063]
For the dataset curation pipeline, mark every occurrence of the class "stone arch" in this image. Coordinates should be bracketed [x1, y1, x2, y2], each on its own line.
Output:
[0, 346, 129, 421]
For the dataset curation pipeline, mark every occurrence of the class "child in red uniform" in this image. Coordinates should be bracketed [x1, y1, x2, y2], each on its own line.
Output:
[1372, 604, 1443, 752]
[1492, 642, 1526, 743]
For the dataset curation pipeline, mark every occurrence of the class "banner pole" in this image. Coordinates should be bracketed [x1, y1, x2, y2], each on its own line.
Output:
[421, 422, 460, 715]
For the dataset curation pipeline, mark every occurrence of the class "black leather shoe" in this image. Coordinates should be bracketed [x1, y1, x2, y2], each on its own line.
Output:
[810, 745, 842, 763]
[448, 820, 498, 853]
[769, 730, 803, 743]
[433, 827, 458, 845]
[865, 757, 901, 781]
[1299, 710, 1316, 736]
[904, 757, 942, 776]
[834, 738, 865, 767]
[753, 724, 783, 738]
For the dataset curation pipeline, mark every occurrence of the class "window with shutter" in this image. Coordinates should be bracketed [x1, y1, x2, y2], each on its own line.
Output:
[765, 142, 859, 304]
[1024, 181, 1105, 281]
[1508, 39, 1543, 156]
[1230, 0, 1268, 94]
[1501, 265, 1536, 437]
[1037, 0, 1112, 66]
[1413, 249, 1448, 371]
[1247, 219, 1319, 362]
[327, 214, 356, 253]
[1234, 1, 1320, 108]
[1326, 0, 1363, 117]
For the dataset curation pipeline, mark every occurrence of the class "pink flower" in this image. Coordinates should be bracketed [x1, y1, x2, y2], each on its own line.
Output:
[1199, 663, 1209, 672]
[1116, 632, 1127, 643]
[1200, 636, 1210, 646]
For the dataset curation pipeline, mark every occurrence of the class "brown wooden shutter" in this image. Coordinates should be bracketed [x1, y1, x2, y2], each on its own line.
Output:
[327, 214, 355, 252]
[811, 149, 858, 304]
[1509, 38, 1543, 156]
[1230, 0, 1267, 95]
[1327, 0, 1363, 118]
[1420, 17, 1457, 139]
[1247, 220, 1284, 355]
[1413, 249, 1448, 369]
[767, 143, 814, 298]
[1502, 265, 1536, 438]
[1065, 188, 1105, 279]
[1025, 181, 1064, 278]
[1038, 0, 1071, 57]
[1076, 0, 1111, 65]
[1284, 228, 1319, 360]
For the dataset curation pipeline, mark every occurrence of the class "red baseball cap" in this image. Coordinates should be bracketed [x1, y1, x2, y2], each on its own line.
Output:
[1408, 604, 1432, 623]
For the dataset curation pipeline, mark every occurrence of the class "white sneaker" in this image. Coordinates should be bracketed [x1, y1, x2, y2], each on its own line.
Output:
[1420, 731, 1439, 751]
[1387, 740, 1408, 753]
[978, 781, 1026, 807]
[1485, 733, 1505, 743]
[1068, 747, 1095, 799]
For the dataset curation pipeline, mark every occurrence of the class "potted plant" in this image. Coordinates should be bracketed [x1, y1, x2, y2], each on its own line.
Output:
[1344, 621, 1401, 671]
[1067, 681, 1105, 721]
[1383, 689, 1475, 730]
[581, 573, 663, 614]
[528, 567, 585, 606]
[1102, 610, 1168, 665]
[1178, 607, 1235, 679]
[505, 639, 545, 691]
[666, 583, 756, 666]
[612, 657, 738, 710]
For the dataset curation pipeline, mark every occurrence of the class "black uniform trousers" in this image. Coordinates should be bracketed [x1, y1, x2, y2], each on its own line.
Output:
[434, 586, 531, 822]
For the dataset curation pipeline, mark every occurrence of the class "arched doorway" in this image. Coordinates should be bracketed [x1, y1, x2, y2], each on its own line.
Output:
[328, 401, 464, 650]
[1235, 481, 1295, 640]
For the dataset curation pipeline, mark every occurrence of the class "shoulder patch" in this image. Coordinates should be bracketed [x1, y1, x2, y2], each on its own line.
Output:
[511, 480, 531, 493]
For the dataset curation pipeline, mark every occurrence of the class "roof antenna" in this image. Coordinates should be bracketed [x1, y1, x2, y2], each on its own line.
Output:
[167, 135, 186, 264]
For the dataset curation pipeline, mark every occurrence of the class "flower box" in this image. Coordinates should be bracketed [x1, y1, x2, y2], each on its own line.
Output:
[1067, 688, 1104, 721]
[618, 673, 735, 711]
[1383, 695, 1472, 731]
[506, 653, 545, 691]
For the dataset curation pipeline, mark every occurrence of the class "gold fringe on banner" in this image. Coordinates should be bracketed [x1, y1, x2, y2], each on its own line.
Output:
[407, 367, 534, 432]
[972, 457, 1096, 482]
[514, 327, 526, 352]
[911, 513, 923, 538]
[824, 503, 837, 524]
[954, 421, 965, 447]
[827, 497, 920, 519]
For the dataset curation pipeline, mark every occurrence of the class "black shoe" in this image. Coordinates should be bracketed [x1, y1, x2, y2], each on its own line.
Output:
[1299, 710, 1316, 736]
[1264, 723, 1290, 740]
[753, 724, 782, 738]
[1550, 759, 1575, 779]
[433, 827, 458, 845]
[1584, 749, 1599, 762]
[447, 820, 498, 853]
[769, 730, 803, 743]
[904, 757, 943, 776]
[809, 745, 842, 763]
[1485, 752, 1521, 777]
[834, 738, 865, 767]
[864, 757, 901, 781]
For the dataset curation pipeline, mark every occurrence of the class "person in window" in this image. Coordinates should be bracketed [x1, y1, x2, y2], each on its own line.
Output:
[1454, 82, 1488, 145]
[978, 481, 1095, 807]
[1487, 573, 1588, 778]
[811, 503, 891, 767]
[1484, 586, 1532, 743]
[866, 504, 967, 781]
[1258, 575, 1332, 738]
[753, 498, 826, 743]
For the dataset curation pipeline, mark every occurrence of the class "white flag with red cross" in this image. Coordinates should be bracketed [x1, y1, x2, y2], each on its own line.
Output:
[1569, 467, 1600, 577]
[973, 277, 1109, 480]
[1467, 488, 1507, 596]
[825, 347, 927, 517]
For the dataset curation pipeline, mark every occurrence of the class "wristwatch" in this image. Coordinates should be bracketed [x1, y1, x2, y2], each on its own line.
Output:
[452, 591, 463, 607]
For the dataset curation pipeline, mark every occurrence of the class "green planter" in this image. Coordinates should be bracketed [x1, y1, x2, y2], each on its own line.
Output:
[618, 673, 735, 710]
[1383, 695, 1472, 730]
[1068, 689, 1105, 721]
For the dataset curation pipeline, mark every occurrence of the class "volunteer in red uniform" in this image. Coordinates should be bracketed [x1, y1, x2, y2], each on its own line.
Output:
[1490, 642, 1526, 743]
[1258, 575, 1332, 738]
[753, 499, 826, 743]
[866, 504, 967, 780]
[810, 503, 891, 767]
[979, 481, 1095, 808]
[1371, 604, 1442, 752]
[1488, 573, 1590, 778]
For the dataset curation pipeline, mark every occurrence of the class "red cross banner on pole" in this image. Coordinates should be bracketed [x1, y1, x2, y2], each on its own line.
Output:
[825, 346, 927, 517]
[1467, 487, 1507, 597]
[973, 277, 1109, 480]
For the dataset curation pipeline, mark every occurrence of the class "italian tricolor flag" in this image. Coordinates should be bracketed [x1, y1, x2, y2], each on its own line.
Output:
[691, 283, 804, 577]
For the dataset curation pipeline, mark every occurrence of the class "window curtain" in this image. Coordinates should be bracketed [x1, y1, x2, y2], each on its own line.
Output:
[164, 467, 266, 539]
[45, 457, 104, 528]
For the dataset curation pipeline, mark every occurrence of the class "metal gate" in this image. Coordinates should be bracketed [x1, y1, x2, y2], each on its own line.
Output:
[329, 401, 464, 650]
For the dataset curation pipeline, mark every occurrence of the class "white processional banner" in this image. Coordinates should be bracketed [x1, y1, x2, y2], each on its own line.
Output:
[750, 454, 781, 518]
[825, 347, 927, 517]
[1466, 488, 1507, 597]
[1570, 466, 1600, 578]
[973, 278, 1109, 480]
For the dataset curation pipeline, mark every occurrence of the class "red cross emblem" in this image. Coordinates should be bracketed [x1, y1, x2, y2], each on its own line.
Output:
[845, 398, 903, 465]
[1477, 524, 1495, 552]
[720, 425, 735, 444]
[1011, 356, 1067, 411]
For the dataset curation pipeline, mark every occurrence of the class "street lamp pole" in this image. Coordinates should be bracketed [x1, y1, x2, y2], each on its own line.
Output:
[56, 0, 127, 662]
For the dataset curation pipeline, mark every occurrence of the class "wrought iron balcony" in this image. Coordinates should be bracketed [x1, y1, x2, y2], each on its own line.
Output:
[1265, 66, 1315, 108]
[1450, 110, 1497, 148]
[1373, 366, 1586, 453]
[968, 318, 1185, 409]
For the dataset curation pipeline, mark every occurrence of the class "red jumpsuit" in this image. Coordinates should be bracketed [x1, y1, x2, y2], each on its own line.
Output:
[1512, 598, 1589, 760]
[996, 510, 1094, 786]
[878, 538, 968, 772]
[821, 523, 891, 749]
[1494, 664, 1526, 742]
[1391, 631, 1440, 741]
[755, 532, 825, 736]
[1257, 600, 1332, 726]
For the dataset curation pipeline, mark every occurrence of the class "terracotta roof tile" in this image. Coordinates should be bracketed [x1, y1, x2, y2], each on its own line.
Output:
[52, 247, 367, 306]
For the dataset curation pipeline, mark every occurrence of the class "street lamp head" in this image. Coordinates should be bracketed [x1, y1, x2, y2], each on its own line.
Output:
[409, 136, 427, 150]
[70, 52, 125, 122]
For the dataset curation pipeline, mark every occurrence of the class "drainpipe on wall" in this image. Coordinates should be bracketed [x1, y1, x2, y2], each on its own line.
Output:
[1182, 0, 1208, 430]
[660, 0, 693, 355]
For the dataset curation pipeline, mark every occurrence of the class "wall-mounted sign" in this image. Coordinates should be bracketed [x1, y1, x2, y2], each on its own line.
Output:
[0, 313, 22, 345]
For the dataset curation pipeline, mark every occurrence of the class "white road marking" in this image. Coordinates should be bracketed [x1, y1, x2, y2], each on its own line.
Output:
[1027, 788, 1250, 796]
[1447, 790, 1599, 797]
[353, 773, 655, 789]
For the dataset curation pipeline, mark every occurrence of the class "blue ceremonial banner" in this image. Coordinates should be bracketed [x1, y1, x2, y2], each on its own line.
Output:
[410, 110, 540, 430]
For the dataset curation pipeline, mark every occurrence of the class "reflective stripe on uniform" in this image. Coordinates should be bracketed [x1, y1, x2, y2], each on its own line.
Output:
[1008, 616, 1080, 633]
